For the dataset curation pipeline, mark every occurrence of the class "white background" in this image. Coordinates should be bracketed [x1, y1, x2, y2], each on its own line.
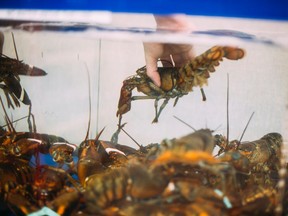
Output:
[1, 13, 288, 152]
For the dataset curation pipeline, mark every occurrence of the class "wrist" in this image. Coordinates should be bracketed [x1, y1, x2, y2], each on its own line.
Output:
[154, 14, 193, 32]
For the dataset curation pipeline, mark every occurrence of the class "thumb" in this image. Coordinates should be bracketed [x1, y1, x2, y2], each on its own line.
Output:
[145, 55, 161, 87]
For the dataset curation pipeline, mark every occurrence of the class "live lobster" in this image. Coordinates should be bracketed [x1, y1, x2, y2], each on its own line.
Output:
[116, 46, 245, 124]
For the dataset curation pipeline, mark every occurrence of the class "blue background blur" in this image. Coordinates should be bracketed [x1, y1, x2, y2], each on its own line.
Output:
[0, 0, 288, 20]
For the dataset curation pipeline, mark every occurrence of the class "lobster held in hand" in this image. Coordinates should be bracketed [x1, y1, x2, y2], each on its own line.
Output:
[116, 46, 245, 123]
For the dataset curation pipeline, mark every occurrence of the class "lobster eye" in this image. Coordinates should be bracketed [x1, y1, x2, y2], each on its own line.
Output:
[65, 157, 73, 164]
[51, 151, 56, 157]
[13, 146, 21, 156]
[52, 152, 59, 162]
[79, 142, 85, 148]
[80, 141, 89, 148]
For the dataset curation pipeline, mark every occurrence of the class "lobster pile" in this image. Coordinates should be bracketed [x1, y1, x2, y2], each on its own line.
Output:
[0, 38, 287, 215]
[0, 119, 286, 216]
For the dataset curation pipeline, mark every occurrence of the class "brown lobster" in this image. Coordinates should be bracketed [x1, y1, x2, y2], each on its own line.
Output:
[116, 46, 245, 123]
[0, 33, 47, 132]
[0, 33, 47, 109]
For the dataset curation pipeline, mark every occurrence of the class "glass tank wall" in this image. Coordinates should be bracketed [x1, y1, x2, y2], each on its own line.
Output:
[0, 12, 288, 216]
[1, 13, 287, 147]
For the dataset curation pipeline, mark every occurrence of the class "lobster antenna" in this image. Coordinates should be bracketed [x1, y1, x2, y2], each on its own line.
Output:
[1, 115, 29, 128]
[94, 127, 105, 142]
[169, 54, 175, 67]
[158, 59, 174, 67]
[226, 73, 230, 148]
[120, 127, 141, 148]
[173, 115, 196, 131]
[0, 96, 16, 134]
[11, 32, 19, 60]
[120, 127, 147, 153]
[84, 63, 91, 141]
[238, 112, 255, 143]
[213, 124, 222, 133]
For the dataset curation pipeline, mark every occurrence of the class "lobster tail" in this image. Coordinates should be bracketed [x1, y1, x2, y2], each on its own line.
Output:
[204, 46, 245, 61]
[221, 46, 245, 60]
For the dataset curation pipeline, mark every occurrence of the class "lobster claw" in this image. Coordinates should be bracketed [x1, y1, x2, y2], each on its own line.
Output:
[18, 64, 47, 76]
[49, 142, 77, 164]
[0, 51, 47, 108]
[116, 85, 132, 117]
[99, 140, 128, 167]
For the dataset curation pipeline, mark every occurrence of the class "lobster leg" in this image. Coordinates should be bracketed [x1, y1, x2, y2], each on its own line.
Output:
[128, 95, 170, 123]
[131, 95, 159, 100]
[0, 84, 34, 132]
[27, 104, 34, 133]
[0, 84, 20, 108]
[152, 98, 170, 123]
[200, 88, 207, 101]
[111, 119, 126, 144]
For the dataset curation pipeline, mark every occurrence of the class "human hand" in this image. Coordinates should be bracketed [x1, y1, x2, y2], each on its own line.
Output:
[143, 15, 195, 87]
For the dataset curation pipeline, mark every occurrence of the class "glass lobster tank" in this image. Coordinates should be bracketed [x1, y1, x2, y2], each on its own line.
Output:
[0, 10, 288, 216]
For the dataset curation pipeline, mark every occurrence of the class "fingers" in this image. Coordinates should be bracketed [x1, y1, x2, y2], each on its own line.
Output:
[145, 55, 161, 87]
[143, 41, 194, 87]
[143, 43, 162, 87]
